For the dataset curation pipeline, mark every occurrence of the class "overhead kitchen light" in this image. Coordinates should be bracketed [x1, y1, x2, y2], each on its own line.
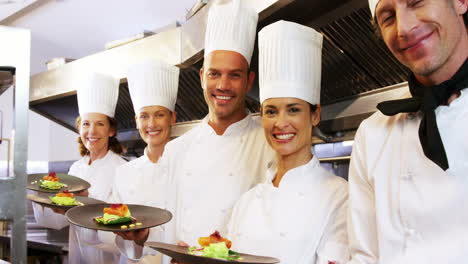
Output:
[0, 66, 15, 96]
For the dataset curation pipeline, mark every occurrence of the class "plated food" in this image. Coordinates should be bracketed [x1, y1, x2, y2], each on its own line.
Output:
[38, 172, 67, 190]
[27, 192, 103, 212]
[146, 232, 280, 264]
[28, 173, 91, 193]
[65, 204, 172, 232]
[49, 191, 83, 206]
[189, 231, 240, 260]
[93, 204, 135, 225]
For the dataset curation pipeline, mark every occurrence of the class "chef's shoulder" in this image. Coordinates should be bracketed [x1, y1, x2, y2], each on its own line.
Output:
[319, 167, 348, 194]
[165, 123, 203, 150]
[115, 156, 144, 172]
[108, 151, 127, 165]
[68, 157, 86, 176]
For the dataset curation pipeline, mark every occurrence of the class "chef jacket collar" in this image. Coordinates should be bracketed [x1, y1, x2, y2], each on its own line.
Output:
[200, 110, 252, 136]
[83, 150, 114, 167]
[265, 155, 323, 192]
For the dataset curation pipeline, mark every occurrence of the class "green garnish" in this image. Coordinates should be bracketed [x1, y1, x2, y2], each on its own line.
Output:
[39, 180, 66, 190]
[189, 242, 242, 261]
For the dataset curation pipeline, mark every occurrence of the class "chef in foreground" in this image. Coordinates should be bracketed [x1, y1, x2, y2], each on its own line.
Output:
[110, 59, 179, 264]
[227, 20, 349, 264]
[348, 0, 468, 263]
[114, 0, 274, 262]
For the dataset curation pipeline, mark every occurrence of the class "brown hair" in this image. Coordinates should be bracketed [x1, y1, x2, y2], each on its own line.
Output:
[75, 116, 124, 156]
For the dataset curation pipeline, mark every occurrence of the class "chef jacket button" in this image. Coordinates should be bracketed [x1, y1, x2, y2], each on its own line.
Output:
[229, 173, 234, 177]
[221, 209, 227, 214]
[405, 228, 416, 236]
[298, 192, 304, 197]
[186, 172, 191, 177]
[280, 232, 287, 237]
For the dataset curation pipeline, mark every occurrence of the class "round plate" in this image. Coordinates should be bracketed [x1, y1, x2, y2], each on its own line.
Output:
[27, 193, 104, 211]
[145, 242, 280, 264]
[27, 173, 91, 193]
[65, 204, 172, 232]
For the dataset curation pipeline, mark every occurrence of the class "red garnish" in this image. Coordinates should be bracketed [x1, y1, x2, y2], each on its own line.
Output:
[43, 172, 59, 182]
[198, 230, 232, 248]
[110, 203, 123, 209]
[49, 172, 57, 177]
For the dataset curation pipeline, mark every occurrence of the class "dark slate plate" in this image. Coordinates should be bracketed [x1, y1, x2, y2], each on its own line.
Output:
[65, 204, 172, 232]
[145, 242, 280, 264]
[27, 192, 103, 211]
[27, 173, 91, 193]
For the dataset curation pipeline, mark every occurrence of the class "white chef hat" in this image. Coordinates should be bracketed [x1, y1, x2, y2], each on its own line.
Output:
[204, 0, 258, 65]
[369, 0, 380, 18]
[259, 20, 323, 105]
[126, 60, 180, 113]
[77, 72, 119, 118]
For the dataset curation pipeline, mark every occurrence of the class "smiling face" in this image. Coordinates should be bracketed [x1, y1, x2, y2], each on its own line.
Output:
[200, 50, 255, 122]
[135, 105, 176, 148]
[79, 113, 115, 157]
[261, 97, 321, 158]
[375, 0, 468, 84]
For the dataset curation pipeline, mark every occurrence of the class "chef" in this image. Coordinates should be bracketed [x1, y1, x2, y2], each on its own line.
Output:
[32, 71, 127, 263]
[348, 0, 468, 263]
[227, 20, 349, 264]
[107, 59, 179, 264]
[115, 0, 274, 262]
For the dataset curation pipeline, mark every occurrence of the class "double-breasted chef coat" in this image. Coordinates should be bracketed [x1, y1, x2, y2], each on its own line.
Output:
[105, 149, 167, 264]
[33, 150, 126, 264]
[348, 89, 468, 264]
[228, 155, 349, 264]
[117, 113, 275, 263]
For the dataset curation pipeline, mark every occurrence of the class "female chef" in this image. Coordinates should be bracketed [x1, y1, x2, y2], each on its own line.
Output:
[106, 59, 179, 263]
[32, 71, 127, 263]
[68, 71, 127, 263]
[227, 20, 349, 264]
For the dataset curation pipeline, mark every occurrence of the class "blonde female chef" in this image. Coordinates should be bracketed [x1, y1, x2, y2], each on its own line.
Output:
[108, 59, 179, 264]
[227, 21, 349, 264]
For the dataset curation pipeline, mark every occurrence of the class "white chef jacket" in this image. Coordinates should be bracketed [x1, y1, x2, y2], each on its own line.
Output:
[69, 150, 127, 264]
[106, 149, 167, 264]
[228, 155, 349, 264]
[348, 89, 468, 264]
[118, 113, 275, 263]
[164, 113, 274, 246]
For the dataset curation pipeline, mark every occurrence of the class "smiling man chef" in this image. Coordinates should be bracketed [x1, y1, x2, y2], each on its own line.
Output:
[348, 0, 468, 263]
[114, 0, 274, 262]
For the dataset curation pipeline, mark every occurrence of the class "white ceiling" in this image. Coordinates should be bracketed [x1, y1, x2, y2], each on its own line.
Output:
[2, 0, 196, 75]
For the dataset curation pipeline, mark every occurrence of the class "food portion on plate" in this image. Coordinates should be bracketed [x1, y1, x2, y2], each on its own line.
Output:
[93, 204, 136, 225]
[36, 172, 67, 190]
[189, 231, 241, 261]
[49, 191, 83, 206]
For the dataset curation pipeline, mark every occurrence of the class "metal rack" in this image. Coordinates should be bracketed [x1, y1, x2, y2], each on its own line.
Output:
[0, 26, 31, 264]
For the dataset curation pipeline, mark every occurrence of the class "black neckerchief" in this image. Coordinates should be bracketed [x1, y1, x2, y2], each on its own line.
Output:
[376, 59, 468, 171]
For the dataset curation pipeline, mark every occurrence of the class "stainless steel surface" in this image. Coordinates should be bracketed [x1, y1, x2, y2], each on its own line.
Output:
[30, 27, 181, 104]
[0, 67, 14, 96]
[0, 138, 11, 177]
[0, 25, 30, 264]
